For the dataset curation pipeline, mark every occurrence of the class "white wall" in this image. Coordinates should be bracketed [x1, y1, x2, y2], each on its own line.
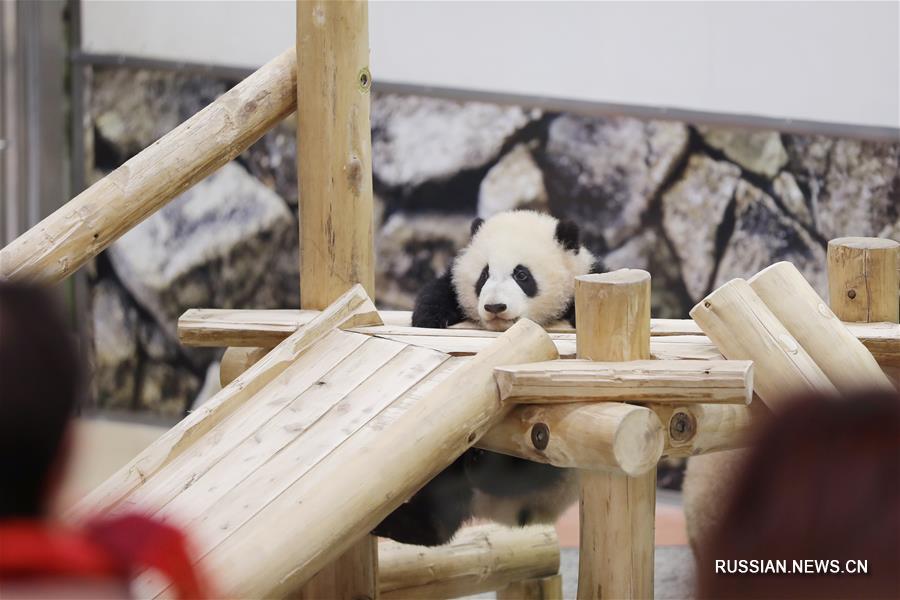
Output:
[82, 0, 900, 130]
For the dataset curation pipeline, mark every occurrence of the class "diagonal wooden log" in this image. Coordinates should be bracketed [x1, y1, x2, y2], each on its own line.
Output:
[1, 49, 297, 283]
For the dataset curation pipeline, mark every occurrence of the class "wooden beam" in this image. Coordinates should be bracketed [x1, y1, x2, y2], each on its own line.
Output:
[478, 402, 663, 476]
[494, 359, 753, 404]
[690, 278, 837, 412]
[498, 575, 564, 600]
[574, 270, 657, 600]
[650, 403, 758, 458]
[197, 320, 558, 598]
[297, 0, 375, 308]
[177, 309, 899, 364]
[378, 524, 559, 600]
[219, 347, 270, 387]
[1, 48, 297, 283]
[295, 535, 378, 600]
[827, 237, 899, 324]
[749, 262, 894, 392]
[67, 284, 379, 522]
[295, 2, 377, 592]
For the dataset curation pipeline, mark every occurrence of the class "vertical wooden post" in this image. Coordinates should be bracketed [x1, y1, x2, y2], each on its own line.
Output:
[297, 0, 375, 309]
[575, 270, 656, 600]
[296, 1, 377, 598]
[498, 574, 564, 600]
[295, 536, 379, 600]
[827, 237, 899, 323]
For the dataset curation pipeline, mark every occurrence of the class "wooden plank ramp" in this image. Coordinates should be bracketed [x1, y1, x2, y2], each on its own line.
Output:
[73, 289, 559, 599]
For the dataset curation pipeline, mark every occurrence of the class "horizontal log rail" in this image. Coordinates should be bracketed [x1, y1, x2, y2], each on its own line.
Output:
[494, 359, 753, 405]
[378, 524, 559, 600]
[177, 308, 899, 368]
[1, 48, 297, 283]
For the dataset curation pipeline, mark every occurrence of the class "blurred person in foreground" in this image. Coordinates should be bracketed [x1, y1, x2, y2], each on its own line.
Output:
[0, 282, 207, 599]
[698, 388, 900, 600]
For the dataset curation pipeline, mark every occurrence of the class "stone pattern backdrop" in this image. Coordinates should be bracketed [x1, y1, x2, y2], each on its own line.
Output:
[85, 66, 900, 424]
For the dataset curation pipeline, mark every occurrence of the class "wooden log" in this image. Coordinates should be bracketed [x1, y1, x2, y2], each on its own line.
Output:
[827, 237, 899, 323]
[67, 284, 379, 521]
[378, 524, 559, 600]
[297, 0, 375, 308]
[478, 402, 663, 476]
[574, 269, 656, 600]
[749, 261, 894, 392]
[650, 403, 758, 458]
[0, 49, 296, 283]
[177, 309, 899, 367]
[213, 346, 664, 475]
[197, 319, 558, 598]
[575, 270, 651, 362]
[494, 359, 753, 404]
[219, 347, 270, 387]
[295, 535, 378, 600]
[497, 575, 564, 600]
[690, 278, 837, 412]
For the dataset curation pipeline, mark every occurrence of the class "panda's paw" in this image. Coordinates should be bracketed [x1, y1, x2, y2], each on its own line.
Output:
[411, 310, 451, 329]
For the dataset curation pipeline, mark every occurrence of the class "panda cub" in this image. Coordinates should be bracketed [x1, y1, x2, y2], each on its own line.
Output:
[373, 210, 603, 546]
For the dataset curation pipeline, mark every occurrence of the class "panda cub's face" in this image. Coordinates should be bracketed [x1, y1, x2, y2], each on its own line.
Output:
[452, 211, 596, 331]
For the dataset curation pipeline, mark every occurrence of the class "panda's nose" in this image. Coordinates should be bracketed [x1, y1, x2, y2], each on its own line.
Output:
[484, 303, 507, 314]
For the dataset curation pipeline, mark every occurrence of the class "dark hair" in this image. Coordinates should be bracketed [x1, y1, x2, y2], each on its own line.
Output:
[0, 282, 82, 518]
[698, 389, 900, 599]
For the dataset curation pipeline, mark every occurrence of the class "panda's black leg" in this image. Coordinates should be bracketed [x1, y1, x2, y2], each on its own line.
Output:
[372, 455, 473, 546]
[465, 449, 568, 497]
[411, 270, 466, 329]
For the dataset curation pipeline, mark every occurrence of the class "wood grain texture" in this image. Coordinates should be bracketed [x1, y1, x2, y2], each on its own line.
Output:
[378, 524, 559, 600]
[690, 278, 837, 412]
[494, 359, 753, 404]
[297, 0, 375, 308]
[651, 402, 759, 458]
[219, 346, 271, 387]
[68, 285, 379, 522]
[750, 262, 894, 392]
[575, 269, 656, 600]
[827, 237, 899, 323]
[164, 320, 558, 598]
[575, 270, 651, 362]
[178, 310, 898, 367]
[295, 536, 378, 600]
[478, 402, 664, 476]
[1, 48, 297, 283]
[498, 575, 564, 600]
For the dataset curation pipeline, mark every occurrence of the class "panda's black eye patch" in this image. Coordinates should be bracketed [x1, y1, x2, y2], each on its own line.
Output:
[513, 265, 538, 297]
[475, 266, 489, 297]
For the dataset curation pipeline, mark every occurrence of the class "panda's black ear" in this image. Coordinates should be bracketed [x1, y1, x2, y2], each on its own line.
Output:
[470, 218, 485, 237]
[555, 219, 580, 252]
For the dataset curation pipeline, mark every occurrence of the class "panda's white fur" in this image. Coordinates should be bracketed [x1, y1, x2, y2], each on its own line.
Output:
[452, 211, 596, 331]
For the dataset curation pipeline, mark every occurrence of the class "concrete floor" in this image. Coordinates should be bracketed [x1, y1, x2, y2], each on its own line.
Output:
[468, 547, 696, 600]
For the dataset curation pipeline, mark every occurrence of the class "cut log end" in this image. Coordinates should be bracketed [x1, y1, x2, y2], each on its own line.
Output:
[614, 408, 665, 476]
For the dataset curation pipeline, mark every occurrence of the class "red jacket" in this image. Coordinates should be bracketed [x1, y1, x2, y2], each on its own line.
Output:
[0, 514, 206, 599]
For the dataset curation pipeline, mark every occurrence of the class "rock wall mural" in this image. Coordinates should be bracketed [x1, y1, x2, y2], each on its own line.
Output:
[84, 66, 900, 421]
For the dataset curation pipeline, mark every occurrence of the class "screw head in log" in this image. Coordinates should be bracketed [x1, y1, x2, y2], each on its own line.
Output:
[531, 423, 550, 450]
[847, 289, 857, 299]
[669, 410, 696, 443]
